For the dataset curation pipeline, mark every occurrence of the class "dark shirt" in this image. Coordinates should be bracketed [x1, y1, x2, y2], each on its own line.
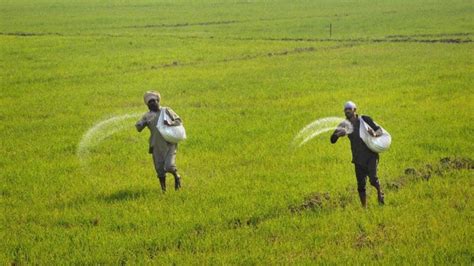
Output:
[331, 115, 380, 166]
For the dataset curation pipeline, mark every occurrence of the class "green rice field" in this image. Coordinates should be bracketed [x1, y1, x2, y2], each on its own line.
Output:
[1, 0, 473, 264]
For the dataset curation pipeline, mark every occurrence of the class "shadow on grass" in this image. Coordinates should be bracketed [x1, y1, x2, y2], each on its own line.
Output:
[99, 188, 157, 203]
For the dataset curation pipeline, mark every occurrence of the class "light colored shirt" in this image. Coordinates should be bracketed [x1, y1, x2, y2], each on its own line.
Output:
[135, 107, 182, 152]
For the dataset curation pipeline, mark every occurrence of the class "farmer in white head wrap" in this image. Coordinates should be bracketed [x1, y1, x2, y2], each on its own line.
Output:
[136, 91, 183, 192]
[330, 101, 385, 208]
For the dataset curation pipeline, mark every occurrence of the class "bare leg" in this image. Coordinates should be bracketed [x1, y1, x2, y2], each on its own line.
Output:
[358, 190, 367, 208]
[368, 158, 384, 205]
[355, 164, 368, 208]
[170, 170, 181, 190]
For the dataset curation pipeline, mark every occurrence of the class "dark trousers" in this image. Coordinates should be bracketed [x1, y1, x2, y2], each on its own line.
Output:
[355, 158, 380, 194]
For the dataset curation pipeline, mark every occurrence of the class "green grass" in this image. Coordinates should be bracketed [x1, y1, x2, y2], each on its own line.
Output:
[1, 0, 473, 264]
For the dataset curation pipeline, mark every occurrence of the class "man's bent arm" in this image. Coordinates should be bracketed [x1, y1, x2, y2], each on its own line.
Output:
[330, 131, 339, 144]
[362, 116, 382, 137]
[165, 108, 183, 126]
[362, 116, 380, 131]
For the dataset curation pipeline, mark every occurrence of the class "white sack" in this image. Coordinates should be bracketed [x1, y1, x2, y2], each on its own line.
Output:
[359, 118, 391, 153]
[156, 108, 187, 143]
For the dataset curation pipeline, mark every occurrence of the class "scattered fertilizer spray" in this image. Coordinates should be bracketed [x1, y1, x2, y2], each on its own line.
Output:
[77, 113, 141, 164]
[291, 117, 352, 148]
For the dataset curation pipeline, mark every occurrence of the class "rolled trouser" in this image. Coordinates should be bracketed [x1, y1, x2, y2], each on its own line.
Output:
[151, 143, 177, 178]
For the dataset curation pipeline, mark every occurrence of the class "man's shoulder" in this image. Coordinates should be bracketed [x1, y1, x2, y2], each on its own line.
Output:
[162, 107, 180, 118]
[361, 115, 374, 123]
[142, 111, 158, 119]
[160, 106, 173, 112]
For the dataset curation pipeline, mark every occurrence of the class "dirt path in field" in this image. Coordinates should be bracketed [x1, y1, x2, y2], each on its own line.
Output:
[221, 32, 472, 44]
[0, 32, 64, 37]
[225, 156, 473, 230]
[2, 31, 471, 86]
[122, 20, 240, 29]
[148, 43, 357, 70]
[219, 157, 474, 234]
[215, 157, 474, 232]
[260, 37, 472, 44]
[114, 14, 339, 29]
[289, 157, 473, 213]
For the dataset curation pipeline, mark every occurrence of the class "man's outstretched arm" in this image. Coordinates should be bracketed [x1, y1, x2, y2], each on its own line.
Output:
[330, 129, 345, 143]
[135, 115, 147, 132]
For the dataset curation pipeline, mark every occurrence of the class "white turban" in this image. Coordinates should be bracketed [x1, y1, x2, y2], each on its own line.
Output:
[144, 91, 161, 105]
[344, 101, 357, 110]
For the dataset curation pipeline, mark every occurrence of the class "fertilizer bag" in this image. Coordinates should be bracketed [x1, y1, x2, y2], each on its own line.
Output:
[156, 108, 187, 143]
[359, 118, 391, 153]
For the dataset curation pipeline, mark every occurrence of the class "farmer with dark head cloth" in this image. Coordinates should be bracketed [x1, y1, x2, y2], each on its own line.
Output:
[135, 91, 182, 192]
[330, 101, 385, 207]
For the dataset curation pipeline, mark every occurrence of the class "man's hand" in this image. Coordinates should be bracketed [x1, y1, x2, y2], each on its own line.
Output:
[335, 128, 346, 137]
[135, 119, 147, 132]
[374, 129, 383, 137]
[368, 128, 383, 137]
[368, 128, 376, 137]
